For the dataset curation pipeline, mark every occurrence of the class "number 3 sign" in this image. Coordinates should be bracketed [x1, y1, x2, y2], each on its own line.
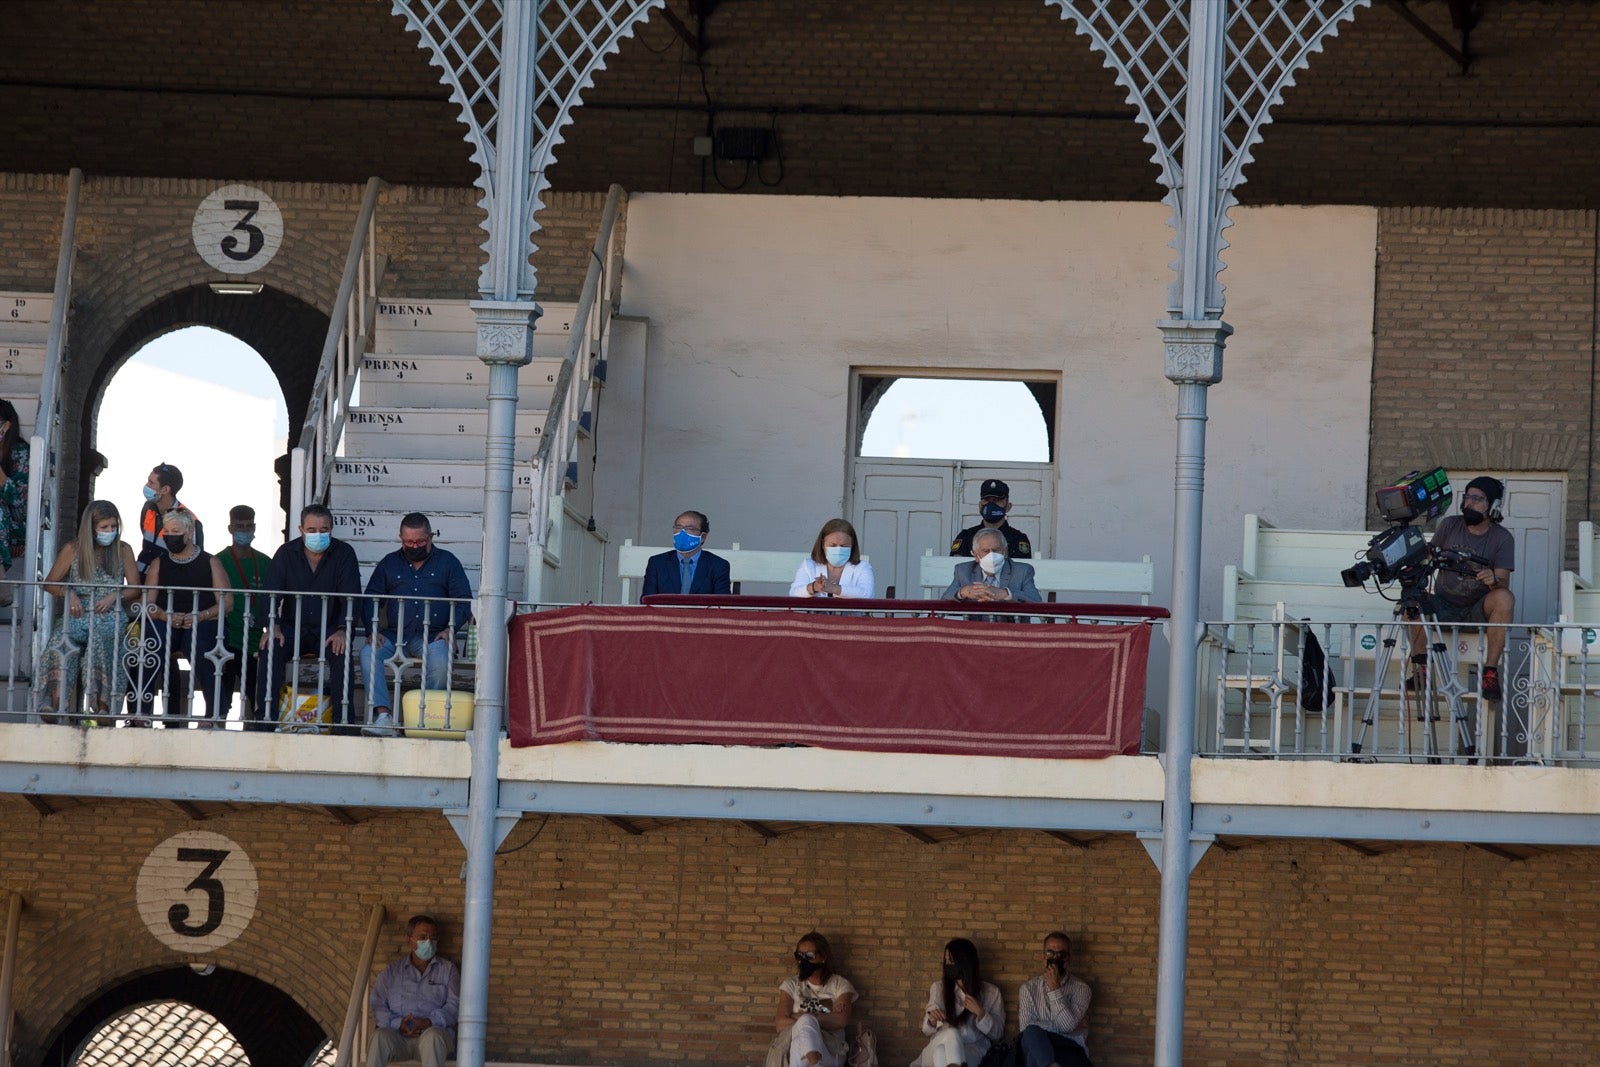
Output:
[137, 831, 260, 953]
[192, 184, 283, 274]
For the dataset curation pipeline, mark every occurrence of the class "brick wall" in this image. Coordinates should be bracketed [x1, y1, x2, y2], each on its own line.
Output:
[4, 801, 1599, 1066]
[1368, 207, 1599, 558]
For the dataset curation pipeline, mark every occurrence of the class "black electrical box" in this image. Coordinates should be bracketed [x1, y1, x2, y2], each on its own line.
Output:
[714, 127, 773, 161]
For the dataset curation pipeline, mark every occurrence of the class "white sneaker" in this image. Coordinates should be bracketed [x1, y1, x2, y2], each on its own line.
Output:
[362, 710, 398, 737]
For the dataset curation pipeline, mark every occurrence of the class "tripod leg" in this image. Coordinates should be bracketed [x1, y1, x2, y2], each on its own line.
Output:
[1353, 623, 1402, 756]
[1421, 617, 1476, 759]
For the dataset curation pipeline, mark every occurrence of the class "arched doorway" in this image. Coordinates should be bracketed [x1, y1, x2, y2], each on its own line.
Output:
[95, 326, 289, 560]
[41, 966, 329, 1067]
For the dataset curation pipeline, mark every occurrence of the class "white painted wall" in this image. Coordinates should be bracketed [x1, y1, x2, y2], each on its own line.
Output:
[605, 194, 1377, 617]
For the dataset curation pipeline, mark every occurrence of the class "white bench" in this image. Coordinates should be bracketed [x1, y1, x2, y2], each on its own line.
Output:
[618, 540, 868, 602]
[1532, 520, 1600, 759]
[918, 548, 1154, 604]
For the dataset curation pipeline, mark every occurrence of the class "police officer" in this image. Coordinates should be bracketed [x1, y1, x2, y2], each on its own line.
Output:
[950, 478, 1032, 559]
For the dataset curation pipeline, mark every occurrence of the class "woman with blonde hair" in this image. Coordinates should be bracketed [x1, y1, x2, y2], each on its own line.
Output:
[790, 518, 875, 599]
[38, 500, 140, 723]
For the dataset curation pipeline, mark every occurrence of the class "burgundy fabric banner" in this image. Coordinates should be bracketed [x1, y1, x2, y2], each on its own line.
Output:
[507, 606, 1150, 758]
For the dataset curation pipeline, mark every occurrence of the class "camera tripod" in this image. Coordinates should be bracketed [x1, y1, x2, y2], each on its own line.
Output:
[1351, 582, 1476, 760]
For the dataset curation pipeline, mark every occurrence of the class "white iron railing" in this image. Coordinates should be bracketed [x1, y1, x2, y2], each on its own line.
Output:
[23, 167, 84, 679]
[1198, 616, 1600, 764]
[289, 177, 387, 519]
[525, 184, 627, 595]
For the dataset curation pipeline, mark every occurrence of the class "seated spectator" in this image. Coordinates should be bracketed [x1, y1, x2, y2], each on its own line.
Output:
[943, 527, 1041, 604]
[1017, 932, 1094, 1067]
[914, 937, 1004, 1067]
[772, 931, 857, 1067]
[218, 505, 271, 723]
[790, 519, 875, 599]
[358, 512, 472, 736]
[136, 509, 231, 726]
[38, 500, 140, 724]
[257, 504, 361, 733]
[136, 462, 203, 575]
[641, 509, 731, 597]
[367, 914, 459, 1067]
[0, 399, 28, 603]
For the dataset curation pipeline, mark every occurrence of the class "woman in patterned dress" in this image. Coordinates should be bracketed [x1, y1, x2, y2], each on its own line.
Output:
[0, 398, 29, 604]
[38, 500, 140, 723]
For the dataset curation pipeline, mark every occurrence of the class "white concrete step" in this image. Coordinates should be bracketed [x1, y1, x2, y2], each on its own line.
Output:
[342, 406, 547, 462]
[0, 292, 53, 324]
[334, 509, 523, 557]
[358, 355, 582, 408]
[374, 299, 578, 357]
[0, 343, 47, 378]
[331, 459, 535, 513]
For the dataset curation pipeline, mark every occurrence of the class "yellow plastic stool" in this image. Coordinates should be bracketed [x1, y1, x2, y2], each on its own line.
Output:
[400, 689, 474, 739]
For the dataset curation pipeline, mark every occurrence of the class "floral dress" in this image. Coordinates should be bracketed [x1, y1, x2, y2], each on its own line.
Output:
[0, 440, 29, 569]
[38, 552, 126, 716]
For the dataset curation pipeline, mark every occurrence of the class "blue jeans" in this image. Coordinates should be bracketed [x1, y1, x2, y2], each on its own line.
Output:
[1019, 1025, 1093, 1067]
[359, 634, 452, 711]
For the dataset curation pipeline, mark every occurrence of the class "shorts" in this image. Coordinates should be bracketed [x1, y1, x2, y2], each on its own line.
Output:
[1430, 597, 1487, 625]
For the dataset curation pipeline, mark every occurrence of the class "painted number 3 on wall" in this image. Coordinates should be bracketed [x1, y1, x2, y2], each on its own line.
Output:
[192, 184, 283, 274]
[137, 830, 260, 953]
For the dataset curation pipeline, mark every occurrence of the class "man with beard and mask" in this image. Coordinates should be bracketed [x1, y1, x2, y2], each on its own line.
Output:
[358, 512, 473, 737]
[1416, 476, 1515, 700]
[951, 478, 1032, 560]
[640, 509, 732, 598]
[368, 914, 460, 1067]
[943, 526, 1041, 605]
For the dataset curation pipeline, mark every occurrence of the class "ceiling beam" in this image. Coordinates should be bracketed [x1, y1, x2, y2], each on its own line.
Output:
[319, 805, 362, 826]
[23, 794, 55, 817]
[1383, 0, 1475, 75]
[168, 800, 208, 821]
[603, 815, 646, 836]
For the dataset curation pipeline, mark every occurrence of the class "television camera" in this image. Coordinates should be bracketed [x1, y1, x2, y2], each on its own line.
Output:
[1340, 467, 1490, 594]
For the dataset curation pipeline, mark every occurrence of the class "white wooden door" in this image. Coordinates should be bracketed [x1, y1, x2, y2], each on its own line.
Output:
[849, 460, 1055, 599]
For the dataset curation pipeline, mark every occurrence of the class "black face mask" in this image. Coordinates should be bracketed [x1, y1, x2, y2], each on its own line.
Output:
[797, 959, 821, 980]
[403, 545, 430, 562]
[980, 502, 1006, 524]
[163, 534, 187, 552]
[942, 962, 961, 981]
[1461, 505, 1487, 525]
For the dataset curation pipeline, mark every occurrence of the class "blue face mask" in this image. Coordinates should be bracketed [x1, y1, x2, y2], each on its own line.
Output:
[414, 939, 436, 961]
[673, 528, 703, 553]
[303, 531, 331, 553]
[142, 485, 159, 502]
[233, 531, 255, 547]
[980, 501, 1007, 523]
[824, 545, 852, 567]
[96, 528, 118, 547]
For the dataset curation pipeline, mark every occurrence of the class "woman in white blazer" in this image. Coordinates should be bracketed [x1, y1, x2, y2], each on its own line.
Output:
[790, 518, 876, 599]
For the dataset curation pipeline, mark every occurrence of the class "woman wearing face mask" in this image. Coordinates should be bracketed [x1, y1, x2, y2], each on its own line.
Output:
[913, 938, 1004, 1067]
[771, 931, 857, 1067]
[37, 501, 141, 723]
[790, 518, 875, 599]
[136, 509, 232, 725]
[0, 398, 30, 605]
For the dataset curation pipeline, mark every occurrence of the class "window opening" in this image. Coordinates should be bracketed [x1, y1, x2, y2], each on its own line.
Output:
[857, 375, 1054, 462]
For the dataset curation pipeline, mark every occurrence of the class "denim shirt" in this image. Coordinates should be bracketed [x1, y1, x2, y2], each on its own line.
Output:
[362, 546, 473, 642]
[369, 954, 461, 1033]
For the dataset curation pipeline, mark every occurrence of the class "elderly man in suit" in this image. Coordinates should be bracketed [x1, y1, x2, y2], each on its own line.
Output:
[640, 509, 733, 598]
[943, 526, 1041, 604]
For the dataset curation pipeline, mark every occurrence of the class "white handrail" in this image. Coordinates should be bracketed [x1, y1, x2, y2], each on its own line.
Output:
[22, 167, 83, 675]
[290, 176, 387, 520]
[526, 185, 627, 576]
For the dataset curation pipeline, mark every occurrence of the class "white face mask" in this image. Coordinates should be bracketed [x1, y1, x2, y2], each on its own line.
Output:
[978, 551, 1006, 575]
[823, 545, 852, 567]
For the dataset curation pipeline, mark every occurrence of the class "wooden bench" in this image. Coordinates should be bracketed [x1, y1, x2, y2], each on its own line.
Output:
[918, 548, 1154, 605]
[1531, 520, 1600, 759]
[1213, 514, 1489, 756]
[618, 540, 869, 602]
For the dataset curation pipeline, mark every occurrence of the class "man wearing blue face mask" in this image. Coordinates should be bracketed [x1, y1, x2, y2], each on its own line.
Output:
[136, 462, 204, 574]
[218, 505, 271, 723]
[256, 503, 362, 733]
[368, 914, 459, 1067]
[639, 510, 732, 599]
[950, 478, 1032, 560]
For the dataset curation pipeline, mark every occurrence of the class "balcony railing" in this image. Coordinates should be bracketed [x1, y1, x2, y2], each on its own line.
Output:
[1200, 616, 1600, 764]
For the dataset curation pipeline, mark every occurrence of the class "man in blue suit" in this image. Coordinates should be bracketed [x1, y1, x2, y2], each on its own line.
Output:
[943, 527, 1041, 604]
[640, 510, 733, 598]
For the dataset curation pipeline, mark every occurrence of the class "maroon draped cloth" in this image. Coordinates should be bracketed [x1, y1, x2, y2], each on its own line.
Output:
[507, 605, 1152, 758]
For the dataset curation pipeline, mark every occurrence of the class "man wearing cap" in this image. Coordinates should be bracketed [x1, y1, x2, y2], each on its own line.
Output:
[951, 478, 1032, 559]
[1420, 475, 1515, 700]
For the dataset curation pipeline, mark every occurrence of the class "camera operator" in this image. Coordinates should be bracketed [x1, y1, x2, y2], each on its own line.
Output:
[1418, 476, 1515, 699]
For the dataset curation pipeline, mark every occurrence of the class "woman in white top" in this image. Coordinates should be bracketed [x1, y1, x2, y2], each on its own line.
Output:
[912, 938, 1005, 1067]
[773, 931, 858, 1067]
[789, 518, 875, 599]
